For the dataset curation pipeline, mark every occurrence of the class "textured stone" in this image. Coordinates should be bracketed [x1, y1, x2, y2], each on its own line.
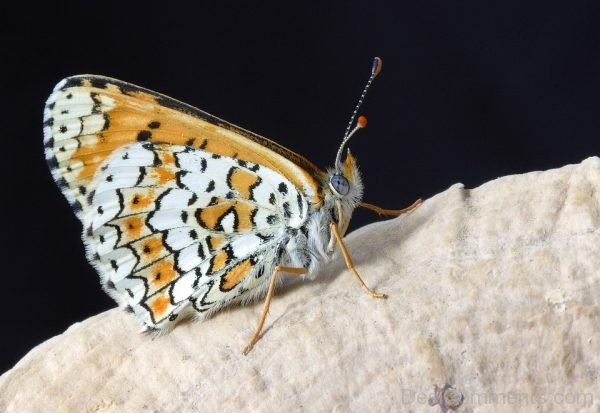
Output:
[2, 158, 599, 412]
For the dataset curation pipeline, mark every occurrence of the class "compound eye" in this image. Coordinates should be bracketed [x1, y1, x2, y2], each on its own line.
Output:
[329, 173, 350, 197]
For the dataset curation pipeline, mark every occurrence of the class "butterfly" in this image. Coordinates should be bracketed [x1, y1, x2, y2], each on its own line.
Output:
[43, 57, 421, 354]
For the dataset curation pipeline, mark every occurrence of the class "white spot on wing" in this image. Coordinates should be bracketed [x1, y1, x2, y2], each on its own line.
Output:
[220, 211, 235, 233]
[170, 271, 197, 303]
[177, 244, 204, 272]
[80, 114, 107, 135]
[230, 234, 264, 259]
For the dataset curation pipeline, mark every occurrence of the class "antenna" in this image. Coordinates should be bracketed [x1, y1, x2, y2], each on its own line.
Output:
[334, 57, 382, 170]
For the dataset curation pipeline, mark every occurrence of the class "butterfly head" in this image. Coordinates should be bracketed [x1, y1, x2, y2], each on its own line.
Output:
[324, 148, 364, 236]
[329, 148, 362, 198]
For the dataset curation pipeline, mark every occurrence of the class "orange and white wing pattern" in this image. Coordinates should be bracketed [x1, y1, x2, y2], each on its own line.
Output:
[43, 74, 324, 221]
[73, 141, 308, 329]
[42, 75, 318, 330]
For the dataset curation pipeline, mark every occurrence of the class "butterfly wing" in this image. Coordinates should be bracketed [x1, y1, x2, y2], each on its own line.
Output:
[85, 141, 309, 329]
[43, 75, 323, 329]
[43, 74, 324, 221]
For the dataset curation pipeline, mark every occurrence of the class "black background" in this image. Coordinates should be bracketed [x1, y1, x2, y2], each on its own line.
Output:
[1, 1, 598, 373]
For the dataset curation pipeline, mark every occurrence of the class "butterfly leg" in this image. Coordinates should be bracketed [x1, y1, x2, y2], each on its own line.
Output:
[359, 198, 423, 216]
[330, 222, 387, 299]
[242, 265, 307, 355]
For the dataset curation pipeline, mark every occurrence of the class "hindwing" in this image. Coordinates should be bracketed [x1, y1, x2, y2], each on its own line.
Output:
[84, 142, 309, 329]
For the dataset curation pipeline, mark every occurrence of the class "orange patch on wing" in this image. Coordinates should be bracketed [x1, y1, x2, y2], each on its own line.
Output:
[152, 166, 176, 184]
[198, 202, 231, 230]
[197, 200, 255, 232]
[150, 259, 178, 288]
[160, 152, 176, 165]
[207, 234, 226, 251]
[229, 168, 259, 198]
[53, 80, 324, 213]
[140, 236, 164, 259]
[211, 249, 229, 273]
[148, 292, 170, 319]
[221, 259, 254, 291]
[131, 190, 155, 209]
[123, 216, 144, 238]
[233, 202, 255, 231]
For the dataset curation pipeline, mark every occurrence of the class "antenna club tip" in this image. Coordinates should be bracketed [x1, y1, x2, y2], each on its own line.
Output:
[357, 115, 368, 128]
[372, 57, 383, 77]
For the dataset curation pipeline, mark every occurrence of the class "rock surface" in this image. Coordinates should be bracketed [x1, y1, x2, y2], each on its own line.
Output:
[2, 158, 600, 412]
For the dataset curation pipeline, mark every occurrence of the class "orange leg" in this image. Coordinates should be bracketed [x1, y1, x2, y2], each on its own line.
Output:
[330, 222, 387, 299]
[242, 265, 307, 355]
[359, 198, 422, 216]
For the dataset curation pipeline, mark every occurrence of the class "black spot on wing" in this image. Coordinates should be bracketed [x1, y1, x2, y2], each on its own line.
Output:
[197, 243, 206, 260]
[102, 113, 110, 131]
[86, 190, 96, 205]
[46, 155, 59, 171]
[62, 78, 83, 89]
[137, 130, 152, 141]
[206, 180, 215, 192]
[278, 182, 288, 195]
[296, 192, 304, 216]
[282, 202, 291, 218]
[89, 78, 109, 89]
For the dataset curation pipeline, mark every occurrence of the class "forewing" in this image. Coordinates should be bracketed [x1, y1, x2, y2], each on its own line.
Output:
[43, 74, 323, 221]
[85, 142, 309, 329]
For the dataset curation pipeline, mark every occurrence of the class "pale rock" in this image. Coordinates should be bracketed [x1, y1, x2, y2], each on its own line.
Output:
[1, 158, 599, 413]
